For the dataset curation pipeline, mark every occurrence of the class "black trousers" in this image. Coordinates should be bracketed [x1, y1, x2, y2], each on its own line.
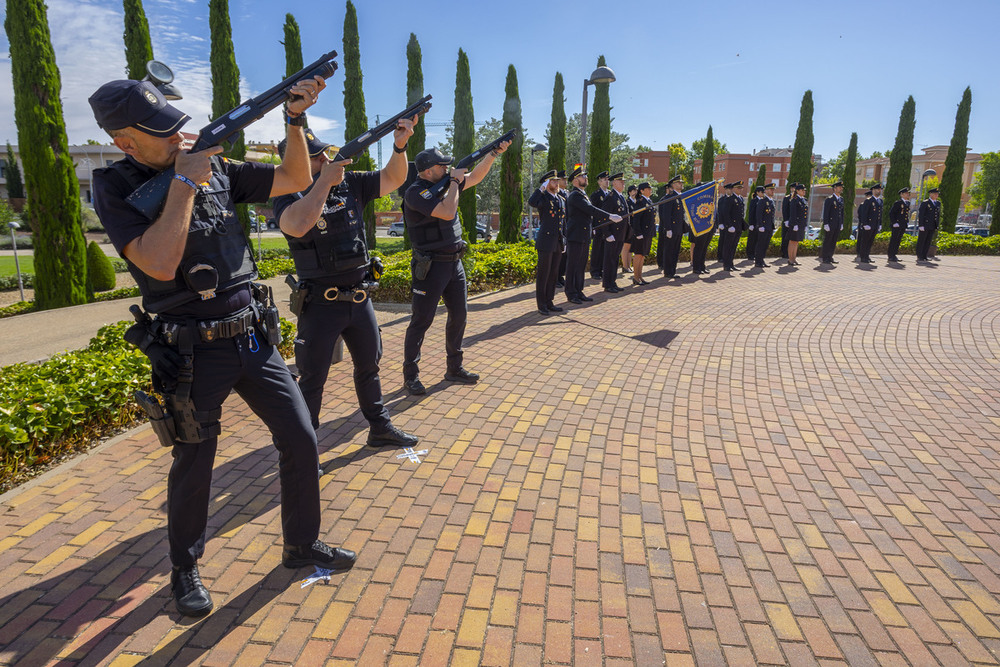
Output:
[887, 226, 906, 258]
[295, 297, 389, 431]
[589, 234, 605, 278]
[659, 229, 683, 276]
[557, 252, 566, 283]
[916, 228, 935, 260]
[564, 240, 589, 299]
[857, 226, 876, 260]
[717, 228, 728, 262]
[821, 225, 841, 262]
[536, 249, 561, 309]
[754, 226, 774, 265]
[746, 226, 758, 261]
[168, 335, 320, 567]
[404, 259, 467, 379]
[719, 228, 739, 268]
[602, 236, 623, 288]
[779, 223, 790, 258]
[691, 228, 714, 272]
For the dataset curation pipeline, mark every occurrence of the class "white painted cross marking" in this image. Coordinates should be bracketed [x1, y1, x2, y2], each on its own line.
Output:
[300, 566, 334, 588]
[396, 448, 428, 464]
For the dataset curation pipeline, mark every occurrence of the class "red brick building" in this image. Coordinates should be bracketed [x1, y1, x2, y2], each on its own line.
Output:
[632, 150, 671, 183]
[693, 147, 821, 190]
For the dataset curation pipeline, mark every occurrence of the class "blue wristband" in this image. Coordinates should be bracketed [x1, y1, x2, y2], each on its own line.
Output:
[174, 173, 198, 191]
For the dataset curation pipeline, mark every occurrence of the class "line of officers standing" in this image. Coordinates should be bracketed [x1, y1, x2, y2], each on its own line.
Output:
[529, 171, 946, 314]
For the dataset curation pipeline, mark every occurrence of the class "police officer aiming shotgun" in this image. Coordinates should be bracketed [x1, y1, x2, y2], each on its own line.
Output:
[89, 54, 356, 619]
[401, 133, 513, 395]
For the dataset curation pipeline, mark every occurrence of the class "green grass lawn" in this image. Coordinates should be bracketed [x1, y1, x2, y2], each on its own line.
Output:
[0, 255, 34, 277]
[249, 235, 406, 256]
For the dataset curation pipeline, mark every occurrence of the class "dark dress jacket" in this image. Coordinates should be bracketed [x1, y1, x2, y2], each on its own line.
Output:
[528, 187, 566, 253]
[565, 187, 612, 243]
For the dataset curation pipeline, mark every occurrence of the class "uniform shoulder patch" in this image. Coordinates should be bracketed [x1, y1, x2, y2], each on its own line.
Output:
[419, 189, 432, 200]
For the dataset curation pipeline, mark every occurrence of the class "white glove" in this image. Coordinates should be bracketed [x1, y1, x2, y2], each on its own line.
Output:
[606, 235, 615, 242]
[666, 230, 673, 239]
[783, 221, 789, 227]
[793, 225, 798, 231]
[635, 235, 643, 240]
[919, 226, 925, 231]
[759, 227, 765, 232]
[892, 223, 899, 228]
[728, 226, 736, 233]
[824, 224, 830, 232]
[863, 225, 871, 231]
[610, 214, 622, 223]
[540, 181, 549, 190]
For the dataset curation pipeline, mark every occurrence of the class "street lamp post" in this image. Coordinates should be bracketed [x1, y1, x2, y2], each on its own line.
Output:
[528, 142, 547, 238]
[8, 221, 24, 302]
[579, 65, 616, 169]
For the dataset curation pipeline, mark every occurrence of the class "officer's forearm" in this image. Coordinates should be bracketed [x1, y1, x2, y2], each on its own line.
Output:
[279, 185, 330, 238]
[464, 153, 497, 188]
[379, 144, 409, 196]
[271, 126, 313, 197]
[124, 182, 197, 281]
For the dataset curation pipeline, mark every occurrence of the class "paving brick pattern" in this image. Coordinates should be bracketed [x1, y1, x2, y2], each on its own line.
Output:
[2, 255, 1000, 666]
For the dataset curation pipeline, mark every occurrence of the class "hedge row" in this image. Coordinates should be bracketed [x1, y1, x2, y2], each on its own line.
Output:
[0, 317, 298, 491]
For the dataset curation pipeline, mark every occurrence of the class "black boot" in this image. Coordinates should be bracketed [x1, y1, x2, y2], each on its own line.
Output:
[282, 540, 357, 571]
[444, 367, 480, 384]
[171, 565, 213, 618]
[368, 424, 419, 448]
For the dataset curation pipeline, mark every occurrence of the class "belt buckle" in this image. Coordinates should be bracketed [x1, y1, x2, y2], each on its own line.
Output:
[199, 320, 217, 342]
[352, 289, 367, 304]
[323, 287, 339, 301]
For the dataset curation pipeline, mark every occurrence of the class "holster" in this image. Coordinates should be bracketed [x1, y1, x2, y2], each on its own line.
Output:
[252, 282, 282, 346]
[412, 249, 433, 281]
[134, 390, 177, 447]
[285, 273, 309, 316]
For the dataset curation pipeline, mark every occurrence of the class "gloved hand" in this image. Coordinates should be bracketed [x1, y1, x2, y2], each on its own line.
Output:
[783, 221, 789, 227]
[863, 225, 871, 231]
[666, 230, 673, 239]
[919, 226, 925, 231]
[892, 223, 899, 228]
[606, 235, 615, 242]
[610, 214, 622, 223]
[759, 227, 765, 232]
[728, 226, 736, 233]
[635, 235, 644, 240]
[146, 343, 183, 384]
[793, 225, 799, 231]
[824, 224, 830, 232]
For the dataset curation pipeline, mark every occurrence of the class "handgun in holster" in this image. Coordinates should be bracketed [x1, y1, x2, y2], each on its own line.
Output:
[134, 389, 177, 447]
[252, 282, 282, 346]
[285, 273, 309, 317]
[412, 249, 432, 281]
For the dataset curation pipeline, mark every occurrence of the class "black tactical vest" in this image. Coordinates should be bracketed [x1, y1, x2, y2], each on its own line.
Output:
[404, 178, 463, 252]
[287, 181, 368, 282]
[103, 157, 257, 314]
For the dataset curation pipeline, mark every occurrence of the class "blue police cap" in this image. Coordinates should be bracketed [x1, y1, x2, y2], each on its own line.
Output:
[89, 80, 190, 137]
[415, 148, 453, 172]
[277, 128, 331, 158]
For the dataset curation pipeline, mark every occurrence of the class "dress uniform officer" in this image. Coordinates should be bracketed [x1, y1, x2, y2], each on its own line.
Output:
[856, 189, 872, 257]
[745, 188, 760, 262]
[658, 176, 685, 278]
[621, 184, 639, 273]
[630, 183, 656, 285]
[857, 182, 883, 263]
[689, 181, 716, 275]
[719, 181, 745, 271]
[780, 186, 794, 260]
[887, 187, 911, 262]
[787, 183, 808, 266]
[753, 183, 777, 267]
[528, 169, 566, 314]
[564, 165, 622, 303]
[589, 171, 611, 279]
[89, 75, 355, 618]
[556, 170, 569, 288]
[821, 181, 845, 264]
[600, 173, 629, 292]
[401, 142, 510, 395]
[916, 187, 941, 262]
[716, 182, 733, 262]
[273, 123, 419, 447]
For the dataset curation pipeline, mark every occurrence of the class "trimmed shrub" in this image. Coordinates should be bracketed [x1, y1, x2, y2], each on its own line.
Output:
[86, 241, 116, 292]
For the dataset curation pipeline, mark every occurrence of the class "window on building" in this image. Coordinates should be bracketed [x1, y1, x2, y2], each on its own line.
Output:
[865, 167, 874, 178]
[750, 163, 756, 170]
[644, 159, 649, 167]
[0, 159, 5, 179]
[774, 163, 781, 172]
[632, 158, 639, 166]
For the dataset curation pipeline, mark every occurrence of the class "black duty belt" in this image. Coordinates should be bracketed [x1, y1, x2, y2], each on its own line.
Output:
[158, 308, 255, 344]
[431, 251, 463, 262]
[322, 286, 369, 303]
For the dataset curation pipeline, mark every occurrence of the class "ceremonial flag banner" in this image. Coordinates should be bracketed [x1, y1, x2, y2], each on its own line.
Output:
[680, 179, 723, 236]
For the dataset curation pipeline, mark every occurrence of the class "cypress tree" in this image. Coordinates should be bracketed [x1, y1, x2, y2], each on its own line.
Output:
[787, 90, 815, 199]
[700, 126, 715, 182]
[747, 163, 767, 224]
[343, 0, 376, 247]
[5, 142, 24, 199]
[405, 34, 426, 160]
[939, 86, 972, 233]
[498, 65, 523, 243]
[990, 188, 1000, 236]
[585, 55, 611, 195]
[282, 13, 303, 78]
[123, 0, 154, 80]
[453, 48, 476, 242]
[841, 132, 859, 240]
[208, 0, 250, 233]
[5, 0, 87, 309]
[546, 73, 566, 175]
[881, 96, 916, 230]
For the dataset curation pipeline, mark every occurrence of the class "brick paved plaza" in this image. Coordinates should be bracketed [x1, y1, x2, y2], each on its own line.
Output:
[2, 255, 1000, 666]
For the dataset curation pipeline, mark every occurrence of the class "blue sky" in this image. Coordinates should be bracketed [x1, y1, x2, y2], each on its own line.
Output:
[2, 0, 997, 166]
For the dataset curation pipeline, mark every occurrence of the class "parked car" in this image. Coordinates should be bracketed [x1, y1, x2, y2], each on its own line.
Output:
[476, 222, 491, 241]
[387, 221, 405, 236]
[249, 218, 278, 232]
[805, 226, 820, 240]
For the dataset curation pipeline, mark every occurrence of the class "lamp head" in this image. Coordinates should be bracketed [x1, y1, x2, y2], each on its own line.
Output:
[588, 66, 616, 85]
